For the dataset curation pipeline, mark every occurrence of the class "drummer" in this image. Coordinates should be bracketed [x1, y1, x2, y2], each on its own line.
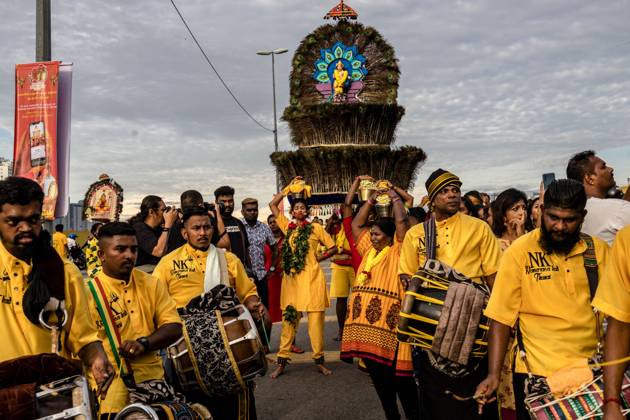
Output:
[86, 222, 183, 416]
[153, 205, 264, 420]
[592, 225, 630, 418]
[0, 177, 114, 393]
[475, 180, 609, 419]
[398, 169, 502, 419]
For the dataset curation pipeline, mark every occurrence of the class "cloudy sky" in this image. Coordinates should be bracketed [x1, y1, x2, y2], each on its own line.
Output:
[1, 1, 629, 217]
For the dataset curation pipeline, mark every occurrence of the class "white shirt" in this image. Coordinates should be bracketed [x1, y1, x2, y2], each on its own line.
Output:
[582, 197, 630, 245]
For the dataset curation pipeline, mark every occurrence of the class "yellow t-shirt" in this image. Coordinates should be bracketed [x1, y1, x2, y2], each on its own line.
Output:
[52, 231, 68, 259]
[153, 244, 258, 308]
[398, 212, 501, 281]
[593, 225, 630, 322]
[276, 214, 335, 311]
[87, 269, 182, 413]
[485, 229, 609, 376]
[0, 240, 99, 361]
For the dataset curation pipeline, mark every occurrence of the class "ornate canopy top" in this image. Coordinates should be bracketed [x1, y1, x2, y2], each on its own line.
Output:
[324, 1, 358, 21]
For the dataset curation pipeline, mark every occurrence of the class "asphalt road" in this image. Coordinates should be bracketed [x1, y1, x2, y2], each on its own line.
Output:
[254, 261, 389, 420]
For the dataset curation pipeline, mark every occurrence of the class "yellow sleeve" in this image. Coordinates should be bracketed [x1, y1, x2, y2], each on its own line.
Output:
[593, 230, 630, 322]
[226, 252, 259, 302]
[152, 258, 171, 292]
[356, 230, 372, 257]
[484, 247, 521, 327]
[335, 229, 346, 251]
[398, 225, 422, 276]
[315, 224, 335, 249]
[63, 262, 100, 356]
[152, 275, 182, 327]
[479, 223, 501, 277]
[276, 214, 289, 234]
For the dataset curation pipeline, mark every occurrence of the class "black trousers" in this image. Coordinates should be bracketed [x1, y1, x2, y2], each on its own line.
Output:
[254, 277, 269, 308]
[512, 373, 530, 420]
[413, 349, 499, 420]
[363, 358, 420, 420]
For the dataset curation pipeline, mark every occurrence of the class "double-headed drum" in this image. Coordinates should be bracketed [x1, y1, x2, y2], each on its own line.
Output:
[526, 371, 630, 419]
[168, 304, 267, 397]
[115, 401, 208, 420]
[397, 262, 491, 374]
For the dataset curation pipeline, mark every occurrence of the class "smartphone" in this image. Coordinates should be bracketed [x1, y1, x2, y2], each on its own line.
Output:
[542, 173, 556, 190]
[29, 121, 47, 168]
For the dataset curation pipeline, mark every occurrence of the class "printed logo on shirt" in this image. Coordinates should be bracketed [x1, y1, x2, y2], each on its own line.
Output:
[95, 291, 128, 330]
[416, 236, 439, 258]
[225, 225, 241, 233]
[169, 256, 196, 281]
[525, 251, 559, 281]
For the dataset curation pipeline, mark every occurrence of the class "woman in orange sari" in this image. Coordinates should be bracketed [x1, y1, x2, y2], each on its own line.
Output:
[341, 187, 419, 420]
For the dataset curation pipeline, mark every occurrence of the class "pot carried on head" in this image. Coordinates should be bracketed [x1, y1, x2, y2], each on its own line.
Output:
[358, 179, 376, 202]
[283, 177, 312, 200]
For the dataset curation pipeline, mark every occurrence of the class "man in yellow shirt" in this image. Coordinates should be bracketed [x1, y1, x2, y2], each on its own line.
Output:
[153, 206, 263, 420]
[0, 177, 113, 394]
[398, 169, 501, 420]
[476, 179, 609, 419]
[52, 223, 68, 259]
[593, 225, 630, 419]
[86, 222, 183, 415]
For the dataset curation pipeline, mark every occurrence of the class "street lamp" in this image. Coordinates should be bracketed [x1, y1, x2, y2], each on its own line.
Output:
[257, 48, 288, 192]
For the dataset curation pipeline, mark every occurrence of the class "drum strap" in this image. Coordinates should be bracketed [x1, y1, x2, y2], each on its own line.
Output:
[516, 234, 600, 376]
[86, 276, 135, 379]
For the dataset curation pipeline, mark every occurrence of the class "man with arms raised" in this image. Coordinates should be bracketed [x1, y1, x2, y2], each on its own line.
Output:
[153, 206, 263, 420]
[475, 180, 609, 419]
[86, 222, 182, 416]
[0, 177, 113, 393]
[398, 169, 502, 419]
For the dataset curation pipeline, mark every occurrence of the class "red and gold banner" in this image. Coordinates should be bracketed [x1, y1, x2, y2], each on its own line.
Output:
[13, 61, 60, 220]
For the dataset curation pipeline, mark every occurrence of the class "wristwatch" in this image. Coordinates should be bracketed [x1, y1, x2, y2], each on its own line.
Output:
[136, 336, 150, 352]
[269, 266, 276, 272]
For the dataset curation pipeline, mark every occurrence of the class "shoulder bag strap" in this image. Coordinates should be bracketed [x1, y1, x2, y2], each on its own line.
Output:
[423, 216, 437, 261]
[580, 233, 599, 300]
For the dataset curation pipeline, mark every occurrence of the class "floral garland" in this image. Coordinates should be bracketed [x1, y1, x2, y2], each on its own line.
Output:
[356, 245, 391, 286]
[283, 305, 299, 326]
[281, 221, 313, 275]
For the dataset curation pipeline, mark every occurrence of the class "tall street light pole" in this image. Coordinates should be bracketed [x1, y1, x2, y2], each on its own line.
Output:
[36, 0, 52, 61]
[257, 48, 288, 193]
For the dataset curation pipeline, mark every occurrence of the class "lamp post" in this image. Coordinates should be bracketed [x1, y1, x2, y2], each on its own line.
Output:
[257, 48, 288, 193]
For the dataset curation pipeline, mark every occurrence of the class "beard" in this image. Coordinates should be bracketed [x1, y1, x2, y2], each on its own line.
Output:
[538, 222, 582, 255]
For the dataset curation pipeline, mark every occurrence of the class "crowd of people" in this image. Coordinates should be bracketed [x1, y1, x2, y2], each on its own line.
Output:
[1, 149, 630, 419]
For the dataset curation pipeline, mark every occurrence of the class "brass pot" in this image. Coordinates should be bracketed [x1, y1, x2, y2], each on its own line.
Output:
[291, 191, 305, 199]
[375, 203, 393, 218]
[359, 186, 376, 202]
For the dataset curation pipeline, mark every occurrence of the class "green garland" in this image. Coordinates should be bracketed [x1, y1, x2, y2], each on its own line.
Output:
[281, 223, 314, 275]
[283, 305, 299, 326]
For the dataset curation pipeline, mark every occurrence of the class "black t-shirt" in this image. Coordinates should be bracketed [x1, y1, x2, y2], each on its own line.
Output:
[133, 222, 162, 266]
[166, 219, 186, 253]
[223, 216, 250, 269]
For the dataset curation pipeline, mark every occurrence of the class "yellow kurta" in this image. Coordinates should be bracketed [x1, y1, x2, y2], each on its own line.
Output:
[153, 244, 258, 308]
[0, 240, 98, 362]
[276, 214, 335, 312]
[87, 269, 181, 413]
[398, 212, 501, 281]
[52, 231, 68, 259]
[341, 232, 413, 375]
[485, 229, 609, 377]
[594, 225, 630, 322]
[330, 228, 355, 298]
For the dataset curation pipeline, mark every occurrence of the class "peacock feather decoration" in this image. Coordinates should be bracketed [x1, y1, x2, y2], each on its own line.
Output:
[313, 41, 367, 84]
